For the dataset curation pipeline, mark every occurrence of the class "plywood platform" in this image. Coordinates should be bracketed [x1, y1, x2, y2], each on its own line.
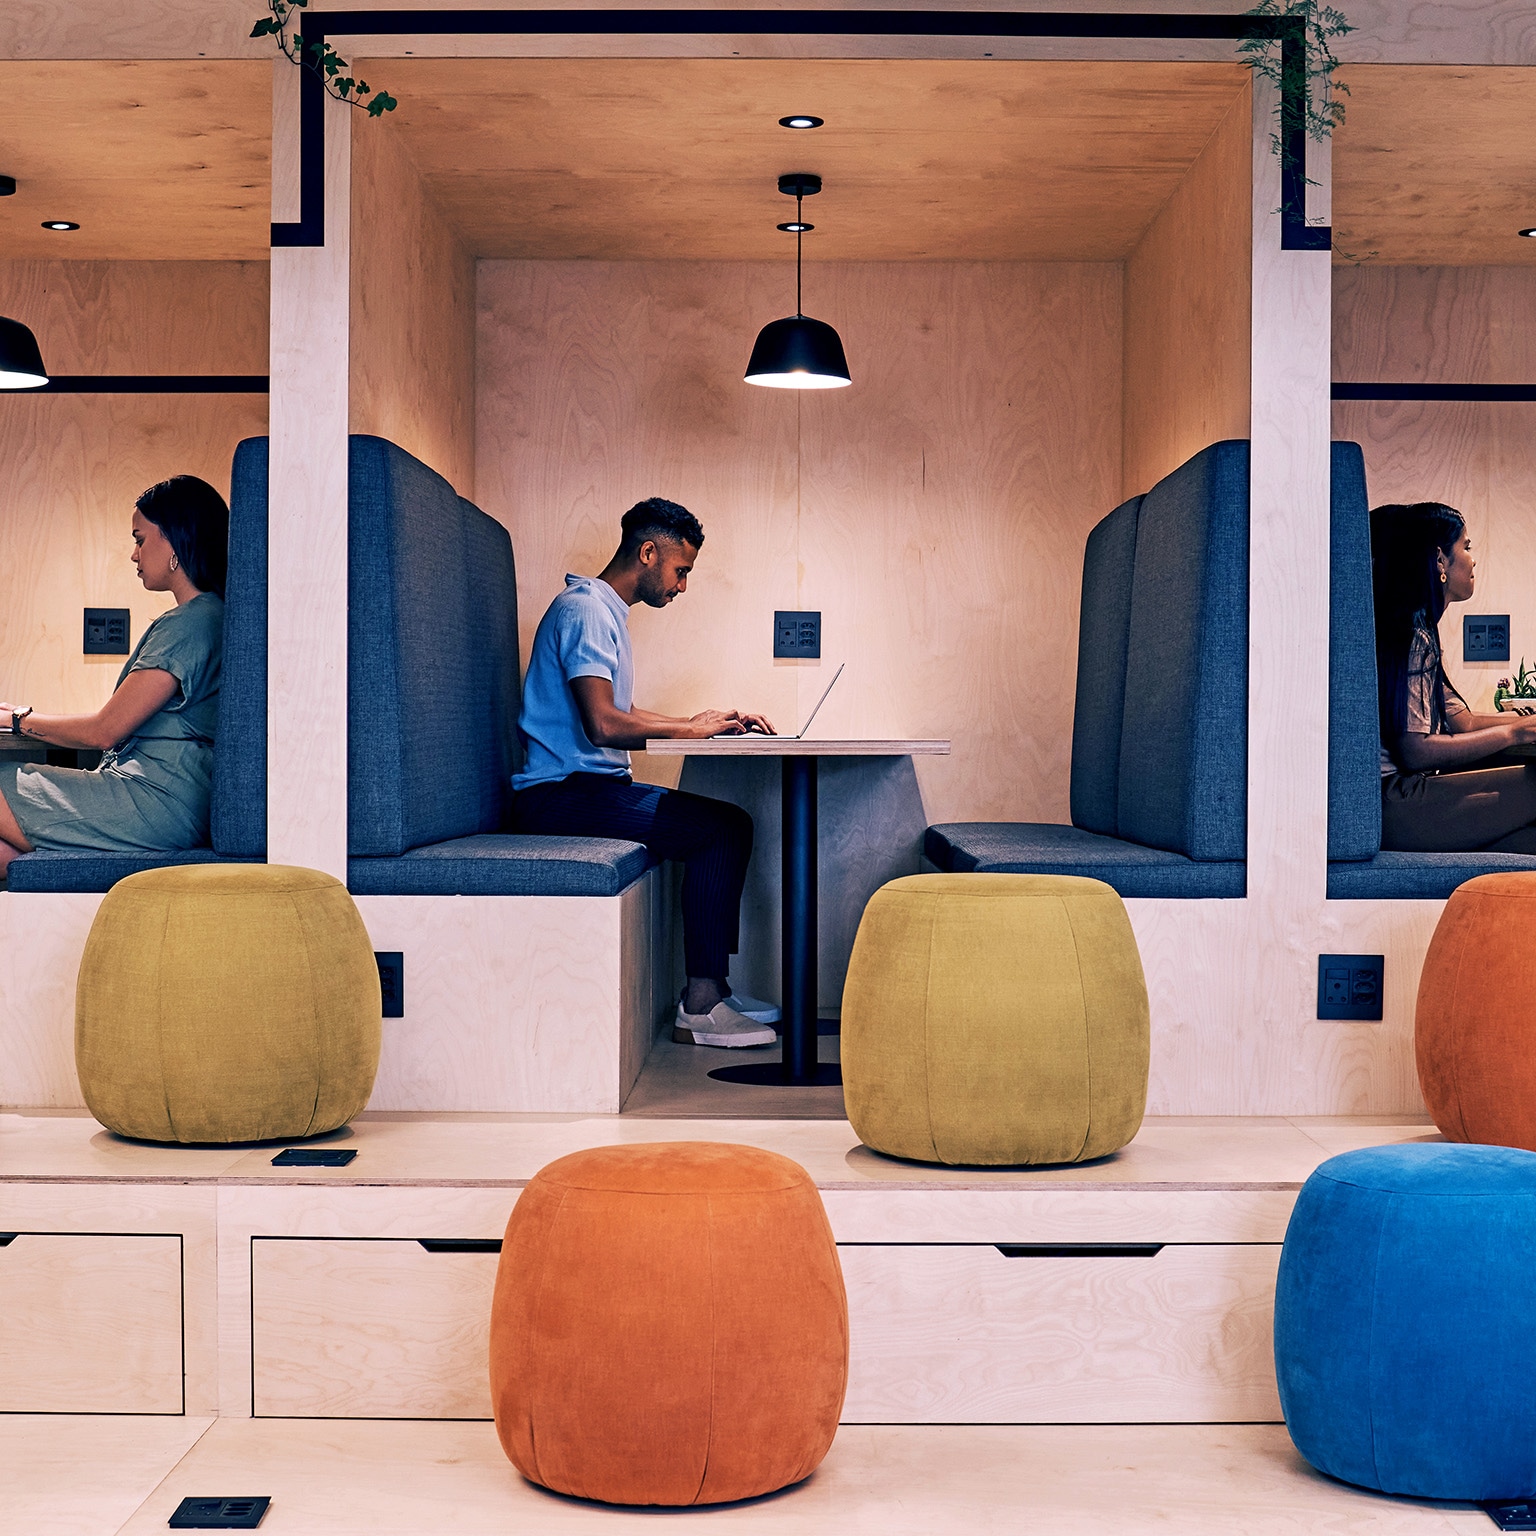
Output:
[2, 1111, 1439, 1429]
[0, 1416, 1495, 1536]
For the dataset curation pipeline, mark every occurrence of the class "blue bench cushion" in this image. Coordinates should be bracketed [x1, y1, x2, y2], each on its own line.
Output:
[1329, 442, 1384, 861]
[211, 435, 269, 858]
[1117, 440, 1249, 861]
[348, 834, 649, 897]
[1069, 495, 1142, 837]
[925, 823, 1245, 899]
[1327, 851, 1536, 901]
[5, 849, 256, 893]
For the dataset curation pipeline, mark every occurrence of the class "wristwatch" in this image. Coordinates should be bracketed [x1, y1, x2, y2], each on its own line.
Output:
[11, 706, 33, 736]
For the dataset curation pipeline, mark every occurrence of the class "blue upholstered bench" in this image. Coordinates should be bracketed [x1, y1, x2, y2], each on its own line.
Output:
[6, 439, 270, 893]
[1327, 442, 1536, 898]
[926, 441, 1249, 899]
[342, 435, 647, 897]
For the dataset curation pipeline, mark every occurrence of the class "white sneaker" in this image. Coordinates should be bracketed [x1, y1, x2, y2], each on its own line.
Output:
[679, 987, 781, 1026]
[673, 1000, 777, 1049]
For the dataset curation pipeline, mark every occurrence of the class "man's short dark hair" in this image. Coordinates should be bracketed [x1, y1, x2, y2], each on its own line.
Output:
[619, 497, 704, 557]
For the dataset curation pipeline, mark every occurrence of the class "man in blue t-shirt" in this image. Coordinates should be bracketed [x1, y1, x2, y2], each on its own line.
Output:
[512, 497, 780, 1048]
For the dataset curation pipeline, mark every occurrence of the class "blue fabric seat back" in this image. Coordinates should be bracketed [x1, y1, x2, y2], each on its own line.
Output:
[461, 497, 521, 832]
[349, 436, 511, 856]
[1116, 441, 1249, 861]
[1329, 442, 1383, 861]
[1069, 495, 1142, 837]
[211, 436, 270, 857]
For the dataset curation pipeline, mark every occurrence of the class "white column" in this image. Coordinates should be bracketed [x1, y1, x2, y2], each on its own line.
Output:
[1247, 77, 1333, 909]
[267, 81, 351, 877]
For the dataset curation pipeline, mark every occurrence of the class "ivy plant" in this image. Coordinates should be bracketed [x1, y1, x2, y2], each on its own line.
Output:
[1240, 0, 1353, 164]
[252, 0, 398, 117]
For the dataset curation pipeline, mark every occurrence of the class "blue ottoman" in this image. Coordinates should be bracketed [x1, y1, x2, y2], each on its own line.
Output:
[1275, 1143, 1536, 1501]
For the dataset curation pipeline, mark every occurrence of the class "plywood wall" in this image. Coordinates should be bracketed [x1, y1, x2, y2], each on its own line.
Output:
[1333, 265, 1536, 707]
[350, 118, 475, 497]
[477, 259, 1120, 1004]
[0, 260, 268, 714]
[1122, 79, 1252, 499]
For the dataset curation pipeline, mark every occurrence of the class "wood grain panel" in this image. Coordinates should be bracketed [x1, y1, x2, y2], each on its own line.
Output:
[840, 1243, 1282, 1424]
[478, 259, 1120, 1002]
[253, 1238, 496, 1419]
[0, 259, 268, 715]
[1122, 78, 1251, 498]
[1334, 67, 1536, 266]
[349, 110, 476, 495]
[0, 1232, 182, 1413]
[376, 58, 1246, 262]
[356, 872, 660, 1114]
[0, 62, 269, 260]
[1333, 266, 1536, 702]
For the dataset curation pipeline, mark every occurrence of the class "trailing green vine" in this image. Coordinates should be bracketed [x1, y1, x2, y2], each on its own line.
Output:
[1240, 0, 1352, 165]
[251, 0, 397, 117]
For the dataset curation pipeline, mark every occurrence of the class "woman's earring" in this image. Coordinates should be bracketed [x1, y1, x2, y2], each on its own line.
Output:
[169, 555, 179, 572]
[1441, 572, 1448, 583]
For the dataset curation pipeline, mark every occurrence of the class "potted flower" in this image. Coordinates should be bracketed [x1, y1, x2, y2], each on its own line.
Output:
[1495, 659, 1536, 713]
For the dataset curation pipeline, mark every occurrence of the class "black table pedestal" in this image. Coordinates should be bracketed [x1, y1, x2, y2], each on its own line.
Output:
[708, 753, 842, 1088]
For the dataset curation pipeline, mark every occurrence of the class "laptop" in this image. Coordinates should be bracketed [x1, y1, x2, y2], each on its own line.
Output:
[754, 663, 844, 740]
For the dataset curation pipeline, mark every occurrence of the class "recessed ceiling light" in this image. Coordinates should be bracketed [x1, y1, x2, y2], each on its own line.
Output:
[779, 115, 823, 130]
[42, 220, 79, 231]
[1520, 228, 1536, 239]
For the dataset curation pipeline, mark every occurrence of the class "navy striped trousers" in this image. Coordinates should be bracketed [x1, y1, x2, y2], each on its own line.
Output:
[510, 773, 753, 980]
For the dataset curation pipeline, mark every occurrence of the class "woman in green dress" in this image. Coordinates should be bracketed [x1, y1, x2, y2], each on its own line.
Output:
[0, 475, 229, 880]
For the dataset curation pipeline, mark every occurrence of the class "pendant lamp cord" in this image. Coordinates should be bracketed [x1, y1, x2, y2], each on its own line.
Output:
[796, 193, 803, 316]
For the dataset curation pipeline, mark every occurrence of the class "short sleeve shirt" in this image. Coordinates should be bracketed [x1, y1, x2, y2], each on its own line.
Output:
[1381, 626, 1467, 776]
[512, 575, 634, 789]
[116, 591, 225, 747]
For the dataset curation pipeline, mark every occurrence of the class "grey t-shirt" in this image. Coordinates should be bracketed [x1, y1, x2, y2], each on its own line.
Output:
[512, 575, 634, 790]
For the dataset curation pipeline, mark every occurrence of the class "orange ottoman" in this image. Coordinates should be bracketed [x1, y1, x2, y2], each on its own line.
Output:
[489, 1142, 847, 1506]
[1417, 873, 1536, 1149]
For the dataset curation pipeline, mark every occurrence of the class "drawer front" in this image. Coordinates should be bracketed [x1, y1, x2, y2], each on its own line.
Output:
[252, 1239, 499, 1418]
[0, 1233, 183, 1413]
[840, 1243, 1282, 1423]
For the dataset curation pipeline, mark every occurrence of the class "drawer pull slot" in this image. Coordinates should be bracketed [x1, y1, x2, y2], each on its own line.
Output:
[417, 1239, 503, 1254]
[994, 1243, 1164, 1259]
[0, 1233, 16, 1247]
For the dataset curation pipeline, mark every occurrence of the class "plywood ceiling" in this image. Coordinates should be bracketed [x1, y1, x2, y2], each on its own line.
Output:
[0, 61, 270, 261]
[1334, 67, 1536, 266]
[374, 58, 1249, 262]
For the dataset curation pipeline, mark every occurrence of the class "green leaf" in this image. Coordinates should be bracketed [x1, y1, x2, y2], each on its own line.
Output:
[366, 91, 398, 116]
[250, 17, 280, 36]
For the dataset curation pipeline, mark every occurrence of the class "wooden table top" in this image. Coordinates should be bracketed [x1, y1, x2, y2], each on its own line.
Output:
[644, 738, 951, 757]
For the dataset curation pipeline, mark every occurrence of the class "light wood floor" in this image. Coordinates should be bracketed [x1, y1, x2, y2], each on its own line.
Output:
[0, 1416, 1498, 1536]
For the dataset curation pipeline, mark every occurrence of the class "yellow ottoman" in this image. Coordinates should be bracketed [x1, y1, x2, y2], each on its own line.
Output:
[841, 874, 1149, 1165]
[75, 864, 381, 1143]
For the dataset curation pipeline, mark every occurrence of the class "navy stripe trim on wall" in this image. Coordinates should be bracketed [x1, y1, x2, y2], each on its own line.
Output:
[1332, 384, 1536, 403]
[30, 377, 270, 393]
[272, 8, 1324, 254]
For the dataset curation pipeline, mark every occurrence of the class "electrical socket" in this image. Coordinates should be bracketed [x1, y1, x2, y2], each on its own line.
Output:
[83, 608, 130, 655]
[774, 610, 821, 659]
[375, 951, 404, 1018]
[1317, 954, 1384, 1021]
[1464, 614, 1510, 663]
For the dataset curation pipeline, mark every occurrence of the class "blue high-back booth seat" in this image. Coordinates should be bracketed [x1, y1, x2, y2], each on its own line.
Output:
[5, 438, 270, 893]
[1327, 441, 1536, 897]
[925, 441, 1249, 898]
[342, 436, 646, 897]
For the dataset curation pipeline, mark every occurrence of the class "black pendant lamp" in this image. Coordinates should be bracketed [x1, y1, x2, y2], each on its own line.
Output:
[0, 315, 48, 390]
[745, 173, 851, 390]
